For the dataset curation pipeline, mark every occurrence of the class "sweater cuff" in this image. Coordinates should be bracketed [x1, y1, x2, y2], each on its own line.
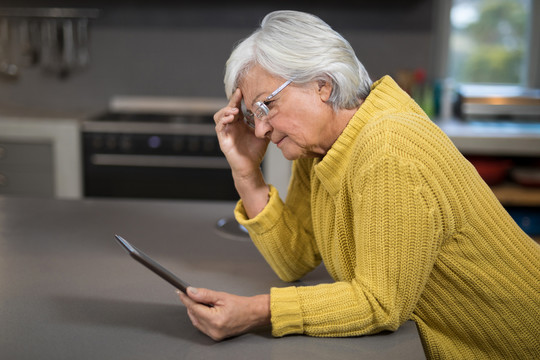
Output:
[270, 286, 304, 337]
[234, 185, 284, 235]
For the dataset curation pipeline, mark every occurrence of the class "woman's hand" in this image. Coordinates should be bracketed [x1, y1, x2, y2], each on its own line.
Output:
[214, 88, 271, 218]
[178, 287, 271, 341]
[214, 88, 269, 178]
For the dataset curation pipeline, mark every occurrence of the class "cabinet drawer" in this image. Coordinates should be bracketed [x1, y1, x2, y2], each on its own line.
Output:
[0, 170, 54, 197]
[0, 141, 55, 197]
[0, 141, 53, 168]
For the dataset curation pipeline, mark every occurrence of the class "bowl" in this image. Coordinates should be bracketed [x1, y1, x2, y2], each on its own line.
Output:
[467, 156, 513, 186]
[511, 167, 540, 187]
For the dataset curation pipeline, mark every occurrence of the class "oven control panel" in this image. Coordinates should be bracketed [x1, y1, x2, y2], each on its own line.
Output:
[81, 113, 238, 200]
[84, 133, 221, 156]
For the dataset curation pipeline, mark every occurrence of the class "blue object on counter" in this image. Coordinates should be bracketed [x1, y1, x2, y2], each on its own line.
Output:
[506, 207, 540, 236]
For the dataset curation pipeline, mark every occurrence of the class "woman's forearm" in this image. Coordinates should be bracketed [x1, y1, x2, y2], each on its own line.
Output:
[232, 168, 270, 219]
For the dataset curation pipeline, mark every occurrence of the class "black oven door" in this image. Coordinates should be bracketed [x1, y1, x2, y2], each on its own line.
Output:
[82, 133, 238, 201]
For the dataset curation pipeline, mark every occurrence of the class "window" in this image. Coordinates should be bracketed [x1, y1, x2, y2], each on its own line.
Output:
[447, 0, 533, 86]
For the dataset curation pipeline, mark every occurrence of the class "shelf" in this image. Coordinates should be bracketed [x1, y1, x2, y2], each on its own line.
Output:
[0, 8, 100, 18]
[491, 185, 540, 242]
[491, 183, 540, 207]
[437, 119, 540, 156]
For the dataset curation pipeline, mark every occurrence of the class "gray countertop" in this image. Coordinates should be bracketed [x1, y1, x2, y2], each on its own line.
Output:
[0, 196, 425, 359]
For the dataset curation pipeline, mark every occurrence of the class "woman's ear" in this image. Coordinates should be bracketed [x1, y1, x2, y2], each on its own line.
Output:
[317, 80, 332, 102]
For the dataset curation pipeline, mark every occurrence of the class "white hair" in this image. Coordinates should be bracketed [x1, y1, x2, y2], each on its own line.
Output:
[224, 10, 372, 110]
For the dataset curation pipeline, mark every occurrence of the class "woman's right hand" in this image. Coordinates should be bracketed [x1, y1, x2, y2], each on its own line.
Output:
[213, 88, 270, 178]
[214, 88, 270, 218]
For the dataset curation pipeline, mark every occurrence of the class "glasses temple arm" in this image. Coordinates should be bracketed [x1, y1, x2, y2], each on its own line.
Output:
[266, 79, 294, 100]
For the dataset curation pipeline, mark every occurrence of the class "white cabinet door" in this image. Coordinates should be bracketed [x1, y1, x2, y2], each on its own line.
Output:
[0, 117, 81, 198]
[0, 141, 54, 197]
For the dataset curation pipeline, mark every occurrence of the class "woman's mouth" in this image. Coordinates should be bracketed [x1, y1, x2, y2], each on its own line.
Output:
[275, 137, 286, 147]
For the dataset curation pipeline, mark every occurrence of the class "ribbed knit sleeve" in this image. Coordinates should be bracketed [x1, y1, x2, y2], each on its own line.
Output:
[235, 159, 321, 282]
[269, 152, 443, 337]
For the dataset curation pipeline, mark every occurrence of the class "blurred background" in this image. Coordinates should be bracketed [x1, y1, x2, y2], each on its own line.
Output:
[0, 0, 539, 239]
[0, 0, 439, 113]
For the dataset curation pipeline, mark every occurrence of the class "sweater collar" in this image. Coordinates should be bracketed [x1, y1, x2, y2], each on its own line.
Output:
[313, 75, 409, 195]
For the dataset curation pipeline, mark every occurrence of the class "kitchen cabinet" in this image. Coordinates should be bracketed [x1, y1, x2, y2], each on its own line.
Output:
[490, 185, 540, 207]
[0, 140, 54, 196]
[0, 114, 82, 198]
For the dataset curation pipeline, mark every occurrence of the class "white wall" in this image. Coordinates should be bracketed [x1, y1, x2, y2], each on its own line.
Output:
[0, 3, 434, 114]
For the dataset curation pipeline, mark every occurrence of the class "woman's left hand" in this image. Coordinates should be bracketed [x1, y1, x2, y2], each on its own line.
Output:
[178, 287, 271, 341]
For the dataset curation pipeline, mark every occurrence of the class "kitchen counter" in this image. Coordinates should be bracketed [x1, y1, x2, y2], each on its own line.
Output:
[436, 118, 540, 156]
[0, 196, 425, 359]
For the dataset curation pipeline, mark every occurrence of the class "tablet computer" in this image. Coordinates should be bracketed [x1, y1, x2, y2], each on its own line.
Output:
[114, 234, 190, 294]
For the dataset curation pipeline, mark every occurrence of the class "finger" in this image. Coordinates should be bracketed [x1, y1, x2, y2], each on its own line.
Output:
[222, 89, 243, 126]
[229, 88, 242, 108]
[214, 106, 240, 129]
[222, 108, 240, 124]
[213, 107, 234, 123]
[214, 88, 241, 124]
[178, 290, 219, 339]
[185, 308, 200, 328]
[186, 287, 220, 306]
[178, 291, 197, 309]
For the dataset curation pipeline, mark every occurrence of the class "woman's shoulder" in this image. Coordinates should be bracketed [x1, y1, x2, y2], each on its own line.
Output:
[359, 111, 451, 156]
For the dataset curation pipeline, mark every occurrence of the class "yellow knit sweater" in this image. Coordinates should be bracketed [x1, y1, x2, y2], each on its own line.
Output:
[235, 76, 540, 359]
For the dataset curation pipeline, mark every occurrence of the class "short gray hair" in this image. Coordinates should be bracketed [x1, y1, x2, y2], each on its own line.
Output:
[224, 10, 372, 110]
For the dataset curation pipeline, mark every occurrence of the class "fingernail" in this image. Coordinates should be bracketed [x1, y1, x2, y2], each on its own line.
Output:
[188, 286, 198, 294]
[175, 289, 181, 295]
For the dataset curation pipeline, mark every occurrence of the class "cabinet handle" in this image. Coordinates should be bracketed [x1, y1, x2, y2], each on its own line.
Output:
[91, 154, 230, 169]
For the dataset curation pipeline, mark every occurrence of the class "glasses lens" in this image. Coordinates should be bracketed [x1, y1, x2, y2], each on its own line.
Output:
[254, 101, 269, 120]
[241, 100, 255, 128]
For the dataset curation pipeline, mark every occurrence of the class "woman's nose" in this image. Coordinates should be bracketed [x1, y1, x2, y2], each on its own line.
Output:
[254, 119, 272, 139]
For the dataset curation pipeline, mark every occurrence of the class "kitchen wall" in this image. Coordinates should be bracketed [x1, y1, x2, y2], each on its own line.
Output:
[0, 1, 434, 115]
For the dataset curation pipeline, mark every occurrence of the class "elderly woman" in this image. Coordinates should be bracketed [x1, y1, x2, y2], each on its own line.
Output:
[179, 10, 540, 359]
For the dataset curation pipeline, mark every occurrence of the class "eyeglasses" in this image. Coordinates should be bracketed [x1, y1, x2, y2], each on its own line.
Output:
[241, 79, 293, 129]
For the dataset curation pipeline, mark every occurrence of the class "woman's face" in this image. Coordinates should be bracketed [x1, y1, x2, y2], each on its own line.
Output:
[239, 66, 342, 160]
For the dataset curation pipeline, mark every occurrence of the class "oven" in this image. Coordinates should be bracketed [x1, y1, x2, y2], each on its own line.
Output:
[82, 97, 238, 201]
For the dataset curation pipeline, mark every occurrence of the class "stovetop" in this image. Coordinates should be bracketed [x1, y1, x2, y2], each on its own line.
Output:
[89, 112, 215, 124]
[83, 96, 226, 133]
